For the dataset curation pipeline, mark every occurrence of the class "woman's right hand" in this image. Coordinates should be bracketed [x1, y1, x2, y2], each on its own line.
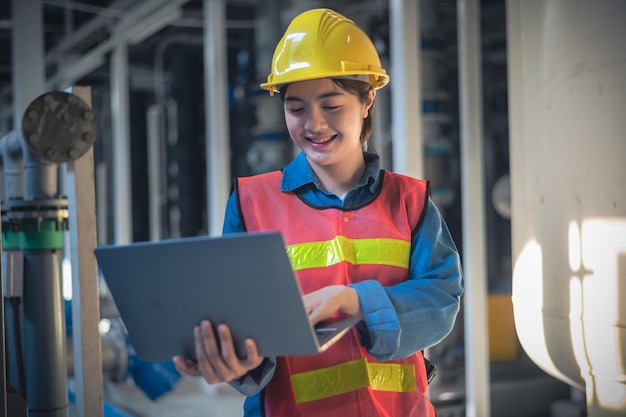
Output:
[173, 320, 264, 384]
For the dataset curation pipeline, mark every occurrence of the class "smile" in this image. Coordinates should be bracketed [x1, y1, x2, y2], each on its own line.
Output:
[307, 135, 336, 144]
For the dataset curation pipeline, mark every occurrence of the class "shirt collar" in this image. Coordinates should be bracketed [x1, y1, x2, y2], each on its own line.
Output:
[281, 151, 381, 194]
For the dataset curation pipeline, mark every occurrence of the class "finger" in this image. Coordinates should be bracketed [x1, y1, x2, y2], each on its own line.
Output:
[308, 307, 323, 325]
[195, 323, 221, 383]
[199, 321, 235, 380]
[302, 295, 314, 314]
[241, 339, 263, 369]
[173, 355, 201, 376]
[214, 325, 263, 377]
[244, 338, 259, 357]
[215, 324, 239, 365]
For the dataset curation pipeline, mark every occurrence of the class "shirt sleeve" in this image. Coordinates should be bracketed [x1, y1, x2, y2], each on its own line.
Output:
[222, 190, 244, 234]
[228, 357, 277, 396]
[349, 199, 464, 361]
[222, 190, 278, 396]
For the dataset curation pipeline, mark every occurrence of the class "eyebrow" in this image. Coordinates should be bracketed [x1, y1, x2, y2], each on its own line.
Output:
[285, 91, 344, 103]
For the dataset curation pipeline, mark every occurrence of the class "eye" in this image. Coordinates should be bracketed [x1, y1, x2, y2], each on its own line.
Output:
[287, 107, 304, 114]
[321, 98, 344, 110]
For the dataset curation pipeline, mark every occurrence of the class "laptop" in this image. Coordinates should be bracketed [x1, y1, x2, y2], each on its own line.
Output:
[94, 231, 359, 362]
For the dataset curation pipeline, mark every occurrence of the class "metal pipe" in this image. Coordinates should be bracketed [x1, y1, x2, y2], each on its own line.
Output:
[23, 251, 68, 417]
[95, 163, 107, 246]
[11, 0, 45, 121]
[1, 131, 24, 202]
[151, 34, 204, 240]
[0, 234, 6, 417]
[457, 0, 490, 416]
[10, 1, 69, 416]
[110, 42, 133, 244]
[20, 141, 58, 201]
[389, 0, 423, 177]
[203, 0, 231, 236]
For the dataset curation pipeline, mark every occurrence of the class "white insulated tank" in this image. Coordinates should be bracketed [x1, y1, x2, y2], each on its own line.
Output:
[507, 1, 626, 415]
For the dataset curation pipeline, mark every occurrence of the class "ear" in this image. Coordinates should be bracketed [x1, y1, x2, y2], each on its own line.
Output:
[363, 89, 376, 118]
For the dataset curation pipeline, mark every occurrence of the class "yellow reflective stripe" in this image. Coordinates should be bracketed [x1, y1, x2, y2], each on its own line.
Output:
[286, 236, 410, 271]
[291, 358, 417, 403]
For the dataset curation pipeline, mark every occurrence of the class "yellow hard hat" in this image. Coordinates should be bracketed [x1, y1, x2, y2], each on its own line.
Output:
[260, 8, 389, 95]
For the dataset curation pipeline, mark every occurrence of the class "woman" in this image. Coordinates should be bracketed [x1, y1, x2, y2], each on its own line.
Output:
[174, 8, 463, 417]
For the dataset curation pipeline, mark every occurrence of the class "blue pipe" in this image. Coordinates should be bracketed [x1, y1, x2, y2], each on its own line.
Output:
[128, 350, 182, 401]
[65, 300, 181, 403]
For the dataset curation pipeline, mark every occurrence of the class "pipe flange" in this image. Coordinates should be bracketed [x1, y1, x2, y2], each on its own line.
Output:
[21, 91, 96, 163]
[4, 197, 69, 213]
[2, 197, 69, 225]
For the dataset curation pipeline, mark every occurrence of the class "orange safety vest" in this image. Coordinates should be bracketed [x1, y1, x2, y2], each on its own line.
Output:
[236, 170, 435, 417]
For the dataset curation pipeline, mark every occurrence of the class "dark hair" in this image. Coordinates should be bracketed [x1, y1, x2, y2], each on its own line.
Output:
[279, 79, 375, 144]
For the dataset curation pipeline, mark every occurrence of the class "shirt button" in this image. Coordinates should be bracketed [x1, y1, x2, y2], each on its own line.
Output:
[343, 216, 349, 223]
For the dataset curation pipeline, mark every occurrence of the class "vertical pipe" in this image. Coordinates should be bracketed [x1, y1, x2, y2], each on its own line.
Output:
[110, 43, 133, 244]
[254, 0, 281, 84]
[95, 163, 107, 245]
[371, 85, 391, 169]
[389, 0, 423, 178]
[21, 137, 58, 201]
[457, 0, 490, 416]
[146, 106, 161, 241]
[2, 132, 24, 201]
[1, 134, 25, 397]
[11, 0, 45, 119]
[12, 1, 69, 416]
[23, 252, 68, 417]
[251, 0, 286, 172]
[203, 0, 230, 236]
[0, 232, 5, 417]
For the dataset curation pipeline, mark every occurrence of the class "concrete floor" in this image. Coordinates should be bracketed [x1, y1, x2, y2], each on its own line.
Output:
[103, 376, 245, 417]
[429, 358, 579, 417]
[95, 357, 580, 417]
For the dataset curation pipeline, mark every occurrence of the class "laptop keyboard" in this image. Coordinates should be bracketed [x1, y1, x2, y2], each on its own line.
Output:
[315, 327, 337, 345]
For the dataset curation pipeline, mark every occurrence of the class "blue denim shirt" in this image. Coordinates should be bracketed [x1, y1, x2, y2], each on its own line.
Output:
[224, 152, 463, 416]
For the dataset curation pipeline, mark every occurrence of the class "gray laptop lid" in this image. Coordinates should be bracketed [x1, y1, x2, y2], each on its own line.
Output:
[95, 231, 357, 362]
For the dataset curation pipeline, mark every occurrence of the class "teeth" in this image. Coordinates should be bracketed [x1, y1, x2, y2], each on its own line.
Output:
[309, 135, 333, 144]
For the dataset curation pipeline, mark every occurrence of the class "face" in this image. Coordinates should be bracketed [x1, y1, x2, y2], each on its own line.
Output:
[283, 78, 375, 171]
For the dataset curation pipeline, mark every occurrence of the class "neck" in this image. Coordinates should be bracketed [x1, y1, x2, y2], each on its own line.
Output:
[310, 153, 366, 198]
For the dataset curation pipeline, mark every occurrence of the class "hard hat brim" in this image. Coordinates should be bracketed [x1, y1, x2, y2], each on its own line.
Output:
[260, 72, 390, 96]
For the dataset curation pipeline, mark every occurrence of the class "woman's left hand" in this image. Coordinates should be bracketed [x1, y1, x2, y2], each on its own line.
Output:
[302, 285, 363, 325]
[173, 321, 264, 384]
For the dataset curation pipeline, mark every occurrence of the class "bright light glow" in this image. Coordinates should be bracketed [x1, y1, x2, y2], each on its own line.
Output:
[516, 217, 626, 414]
[568, 222, 582, 271]
[283, 61, 311, 74]
[274, 33, 309, 76]
[512, 240, 559, 375]
[99, 318, 111, 334]
[569, 277, 588, 375]
[62, 257, 73, 300]
[580, 218, 626, 408]
[568, 221, 588, 376]
[593, 378, 626, 410]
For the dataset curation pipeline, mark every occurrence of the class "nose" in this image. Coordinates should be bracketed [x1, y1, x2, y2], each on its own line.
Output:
[304, 106, 327, 132]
